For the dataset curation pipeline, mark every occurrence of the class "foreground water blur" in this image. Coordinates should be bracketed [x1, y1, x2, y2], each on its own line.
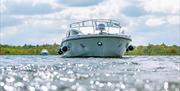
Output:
[0, 55, 179, 91]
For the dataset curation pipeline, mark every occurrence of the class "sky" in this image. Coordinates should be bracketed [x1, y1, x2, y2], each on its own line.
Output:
[0, 0, 180, 46]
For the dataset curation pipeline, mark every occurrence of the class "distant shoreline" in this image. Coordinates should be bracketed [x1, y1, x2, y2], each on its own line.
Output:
[0, 44, 180, 55]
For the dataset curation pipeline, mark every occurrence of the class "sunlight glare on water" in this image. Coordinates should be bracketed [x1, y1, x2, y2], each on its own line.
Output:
[0, 55, 180, 91]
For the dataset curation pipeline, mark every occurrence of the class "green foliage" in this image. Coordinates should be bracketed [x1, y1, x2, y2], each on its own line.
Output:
[0, 43, 180, 55]
[126, 44, 180, 55]
[0, 44, 59, 55]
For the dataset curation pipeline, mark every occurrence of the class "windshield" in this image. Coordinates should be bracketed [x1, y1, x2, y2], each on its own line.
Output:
[68, 19, 122, 36]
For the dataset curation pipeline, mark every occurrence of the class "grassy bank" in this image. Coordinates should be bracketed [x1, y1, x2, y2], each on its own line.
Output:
[0, 44, 180, 55]
[125, 44, 180, 55]
[0, 44, 59, 55]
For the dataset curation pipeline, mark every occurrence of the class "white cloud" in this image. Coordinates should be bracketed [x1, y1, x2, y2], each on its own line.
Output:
[55, 0, 129, 20]
[25, 34, 62, 45]
[140, 0, 180, 14]
[5, 0, 60, 8]
[24, 19, 57, 27]
[1, 0, 62, 9]
[145, 15, 180, 27]
[31, 0, 61, 9]
[145, 17, 166, 27]
[3, 0, 129, 26]
[9, 0, 130, 32]
[0, 27, 22, 37]
[132, 36, 149, 45]
[166, 15, 180, 25]
[57, 0, 104, 7]
[0, 1, 6, 13]
[131, 27, 180, 45]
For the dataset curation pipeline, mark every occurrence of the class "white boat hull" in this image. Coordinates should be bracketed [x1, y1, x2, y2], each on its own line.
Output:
[60, 35, 131, 57]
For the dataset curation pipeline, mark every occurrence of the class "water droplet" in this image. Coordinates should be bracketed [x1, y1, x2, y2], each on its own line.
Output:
[41, 85, 48, 91]
[51, 85, 57, 90]
[145, 80, 150, 83]
[95, 81, 100, 85]
[71, 83, 87, 91]
[4, 85, 14, 91]
[23, 77, 28, 81]
[107, 82, 112, 87]
[115, 88, 120, 91]
[67, 70, 73, 74]
[14, 82, 24, 87]
[120, 84, 126, 89]
[5, 76, 15, 83]
[105, 73, 110, 77]
[90, 80, 94, 84]
[60, 77, 68, 81]
[99, 83, 104, 87]
[28, 86, 35, 91]
[53, 71, 58, 75]
[0, 82, 5, 86]
[69, 78, 75, 82]
[67, 63, 71, 66]
[137, 69, 141, 72]
[78, 64, 84, 67]
[164, 82, 168, 90]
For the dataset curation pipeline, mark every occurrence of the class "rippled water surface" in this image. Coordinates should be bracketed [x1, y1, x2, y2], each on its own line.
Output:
[0, 56, 180, 91]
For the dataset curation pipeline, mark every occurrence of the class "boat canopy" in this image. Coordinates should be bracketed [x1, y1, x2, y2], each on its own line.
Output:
[68, 19, 123, 36]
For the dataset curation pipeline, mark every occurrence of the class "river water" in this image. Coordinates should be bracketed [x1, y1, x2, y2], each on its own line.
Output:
[0, 55, 179, 91]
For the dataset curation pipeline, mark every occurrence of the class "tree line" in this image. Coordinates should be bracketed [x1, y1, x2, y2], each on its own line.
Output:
[0, 44, 59, 55]
[125, 44, 180, 55]
[0, 43, 180, 55]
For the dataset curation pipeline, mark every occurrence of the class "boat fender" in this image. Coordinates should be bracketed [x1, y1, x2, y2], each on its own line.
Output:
[127, 45, 134, 51]
[58, 49, 63, 55]
[61, 46, 68, 52]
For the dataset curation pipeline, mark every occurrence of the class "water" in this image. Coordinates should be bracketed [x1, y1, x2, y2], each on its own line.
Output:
[0, 56, 179, 91]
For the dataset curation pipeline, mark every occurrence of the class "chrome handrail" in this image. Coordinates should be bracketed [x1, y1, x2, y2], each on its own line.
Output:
[67, 19, 123, 36]
[69, 19, 121, 28]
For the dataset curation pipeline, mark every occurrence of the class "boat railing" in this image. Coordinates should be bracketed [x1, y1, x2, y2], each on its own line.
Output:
[68, 19, 123, 36]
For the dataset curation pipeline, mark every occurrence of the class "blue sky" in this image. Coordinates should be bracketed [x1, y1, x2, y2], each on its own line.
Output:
[0, 0, 180, 45]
